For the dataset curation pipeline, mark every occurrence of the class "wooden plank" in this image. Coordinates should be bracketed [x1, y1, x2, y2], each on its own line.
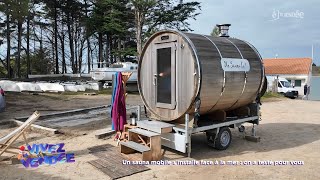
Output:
[11, 120, 59, 135]
[1, 112, 40, 157]
[120, 144, 136, 154]
[207, 110, 226, 121]
[120, 141, 150, 153]
[94, 129, 116, 139]
[129, 128, 160, 137]
[234, 106, 250, 117]
[15, 105, 109, 121]
[150, 135, 162, 160]
[89, 145, 150, 180]
[137, 120, 174, 134]
[89, 160, 121, 179]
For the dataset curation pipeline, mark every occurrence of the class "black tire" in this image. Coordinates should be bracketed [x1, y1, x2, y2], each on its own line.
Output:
[214, 127, 232, 150]
[238, 125, 245, 133]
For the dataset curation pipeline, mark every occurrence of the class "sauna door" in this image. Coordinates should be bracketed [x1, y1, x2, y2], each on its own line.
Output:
[154, 42, 176, 109]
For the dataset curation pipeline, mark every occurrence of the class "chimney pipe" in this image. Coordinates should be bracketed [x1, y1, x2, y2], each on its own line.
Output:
[216, 24, 231, 37]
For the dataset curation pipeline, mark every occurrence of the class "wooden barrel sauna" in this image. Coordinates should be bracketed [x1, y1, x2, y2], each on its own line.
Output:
[138, 30, 265, 121]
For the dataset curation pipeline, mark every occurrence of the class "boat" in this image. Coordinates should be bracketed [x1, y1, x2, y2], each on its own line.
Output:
[37, 82, 65, 92]
[16, 82, 42, 92]
[90, 62, 138, 82]
[0, 80, 21, 92]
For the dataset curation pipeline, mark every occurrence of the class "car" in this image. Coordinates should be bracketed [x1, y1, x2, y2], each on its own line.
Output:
[267, 77, 299, 99]
[0, 86, 5, 112]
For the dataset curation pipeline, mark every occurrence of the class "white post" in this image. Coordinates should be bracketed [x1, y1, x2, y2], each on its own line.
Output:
[185, 114, 191, 157]
[309, 44, 314, 85]
[137, 105, 141, 121]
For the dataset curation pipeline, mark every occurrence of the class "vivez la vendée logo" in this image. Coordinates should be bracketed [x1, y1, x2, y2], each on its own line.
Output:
[17, 143, 75, 168]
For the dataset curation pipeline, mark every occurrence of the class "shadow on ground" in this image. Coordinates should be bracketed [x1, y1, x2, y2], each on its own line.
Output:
[165, 123, 320, 160]
[0, 163, 68, 180]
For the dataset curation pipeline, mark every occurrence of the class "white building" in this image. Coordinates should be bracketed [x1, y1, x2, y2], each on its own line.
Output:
[263, 58, 312, 96]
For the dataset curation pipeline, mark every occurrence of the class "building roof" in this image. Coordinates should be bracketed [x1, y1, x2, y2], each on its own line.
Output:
[263, 58, 312, 75]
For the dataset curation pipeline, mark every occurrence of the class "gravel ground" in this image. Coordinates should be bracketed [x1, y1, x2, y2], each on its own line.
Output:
[0, 94, 319, 180]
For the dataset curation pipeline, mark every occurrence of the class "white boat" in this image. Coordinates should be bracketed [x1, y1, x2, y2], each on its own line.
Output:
[83, 82, 100, 91]
[16, 82, 42, 92]
[37, 82, 65, 92]
[0, 80, 21, 92]
[62, 84, 79, 92]
[90, 62, 137, 82]
[61, 82, 87, 92]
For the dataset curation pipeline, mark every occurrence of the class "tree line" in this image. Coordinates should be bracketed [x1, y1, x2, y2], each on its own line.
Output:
[0, 0, 200, 78]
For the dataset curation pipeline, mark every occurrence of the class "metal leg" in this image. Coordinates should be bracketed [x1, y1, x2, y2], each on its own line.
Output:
[188, 133, 191, 158]
[245, 124, 260, 142]
[185, 114, 191, 157]
[251, 124, 256, 137]
[137, 105, 141, 121]
[144, 105, 148, 118]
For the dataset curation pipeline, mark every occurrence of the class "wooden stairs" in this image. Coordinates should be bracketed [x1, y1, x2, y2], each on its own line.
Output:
[120, 120, 174, 161]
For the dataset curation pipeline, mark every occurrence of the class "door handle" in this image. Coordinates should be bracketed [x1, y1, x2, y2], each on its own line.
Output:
[153, 74, 157, 86]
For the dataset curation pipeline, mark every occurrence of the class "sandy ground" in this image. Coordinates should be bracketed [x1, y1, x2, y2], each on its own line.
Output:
[0, 93, 319, 180]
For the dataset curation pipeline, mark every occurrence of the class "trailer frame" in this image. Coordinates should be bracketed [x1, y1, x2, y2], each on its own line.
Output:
[135, 104, 261, 158]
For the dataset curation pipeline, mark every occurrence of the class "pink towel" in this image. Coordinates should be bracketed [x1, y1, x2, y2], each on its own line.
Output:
[112, 72, 127, 131]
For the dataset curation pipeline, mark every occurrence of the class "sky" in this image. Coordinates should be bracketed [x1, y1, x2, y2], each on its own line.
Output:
[185, 0, 320, 65]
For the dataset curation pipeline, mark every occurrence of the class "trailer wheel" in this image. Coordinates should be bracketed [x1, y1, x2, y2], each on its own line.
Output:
[238, 125, 245, 133]
[214, 127, 232, 150]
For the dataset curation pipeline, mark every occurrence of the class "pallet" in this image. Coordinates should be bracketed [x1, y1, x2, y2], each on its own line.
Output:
[88, 144, 150, 180]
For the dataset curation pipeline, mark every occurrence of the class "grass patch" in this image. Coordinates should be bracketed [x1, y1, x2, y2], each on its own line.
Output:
[61, 89, 113, 96]
[262, 92, 284, 99]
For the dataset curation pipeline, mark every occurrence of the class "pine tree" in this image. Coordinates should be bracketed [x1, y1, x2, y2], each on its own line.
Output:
[11, 0, 29, 78]
[130, 0, 201, 58]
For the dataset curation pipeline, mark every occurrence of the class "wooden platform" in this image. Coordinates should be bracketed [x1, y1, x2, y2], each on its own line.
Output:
[137, 120, 174, 133]
[120, 128, 162, 161]
[88, 144, 150, 180]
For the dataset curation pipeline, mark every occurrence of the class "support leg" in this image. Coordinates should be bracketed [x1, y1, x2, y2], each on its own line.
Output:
[245, 124, 260, 142]
[185, 114, 191, 157]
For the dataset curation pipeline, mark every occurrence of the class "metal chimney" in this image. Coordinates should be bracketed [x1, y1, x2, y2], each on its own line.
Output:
[216, 24, 231, 37]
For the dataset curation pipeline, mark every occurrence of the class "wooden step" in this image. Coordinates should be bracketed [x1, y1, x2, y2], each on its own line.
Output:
[129, 128, 160, 137]
[137, 120, 175, 134]
[120, 141, 150, 153]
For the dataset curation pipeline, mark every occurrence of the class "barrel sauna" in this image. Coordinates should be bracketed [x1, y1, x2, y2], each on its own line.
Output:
[138, 30, 265, 121]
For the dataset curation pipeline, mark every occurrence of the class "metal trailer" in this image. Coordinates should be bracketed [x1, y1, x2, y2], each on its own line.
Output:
[134, 104, 261, 157]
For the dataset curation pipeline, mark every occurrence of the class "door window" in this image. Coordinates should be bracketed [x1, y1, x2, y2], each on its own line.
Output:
[154, 42, 176, 109]
[157, 48, 172, 104]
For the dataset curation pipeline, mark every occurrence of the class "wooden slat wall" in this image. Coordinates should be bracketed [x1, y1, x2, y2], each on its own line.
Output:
[138, 31, 263, 121]
[183, 34, 223, 113]
[227, 38, 263, 109]
[139, 32, 197, 120]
